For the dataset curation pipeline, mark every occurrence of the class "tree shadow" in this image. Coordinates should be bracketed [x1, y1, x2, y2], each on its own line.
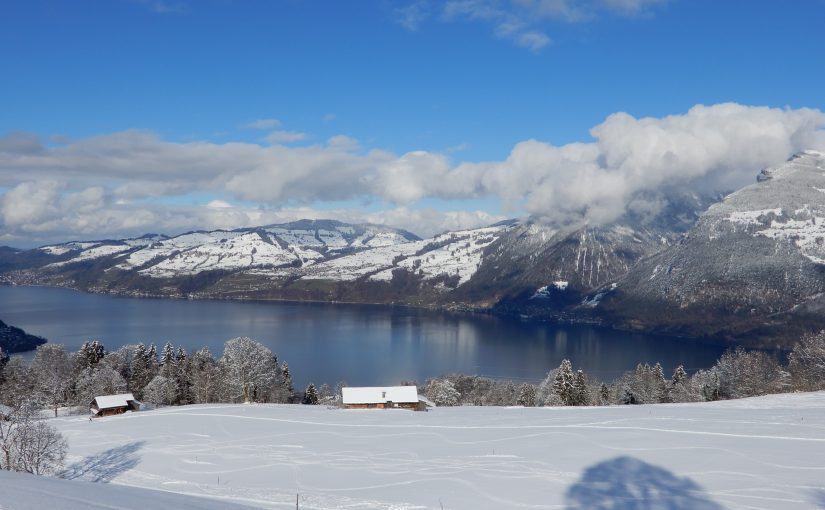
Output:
[811, 488, 825, 509]
[565, 456, 722, 510]
[60, 441, 145, 483]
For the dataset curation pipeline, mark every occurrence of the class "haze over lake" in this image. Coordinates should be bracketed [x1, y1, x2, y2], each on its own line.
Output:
[1, 285, 725, 388]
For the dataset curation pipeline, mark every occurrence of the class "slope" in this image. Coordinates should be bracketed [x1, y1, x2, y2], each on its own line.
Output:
[42, 392, 825, 510]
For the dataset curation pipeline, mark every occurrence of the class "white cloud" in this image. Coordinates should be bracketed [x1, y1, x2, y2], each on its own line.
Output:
[264, 130, 309, 144]
[404, 0, 668, 51]
[1, 103, 824, 245]
[242, 118, 281, 130]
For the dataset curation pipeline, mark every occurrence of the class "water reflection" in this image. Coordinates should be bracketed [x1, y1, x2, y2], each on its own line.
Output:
[0, 286, 726, 388]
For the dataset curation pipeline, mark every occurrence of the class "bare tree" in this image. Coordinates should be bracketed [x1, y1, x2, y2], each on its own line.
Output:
[30, 344, 72, 417]
[0, 401, 67, 475]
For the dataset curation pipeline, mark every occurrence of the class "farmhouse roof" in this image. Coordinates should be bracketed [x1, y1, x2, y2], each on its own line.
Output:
[92, 393, 137, 410]
[341, 386, 419, 405]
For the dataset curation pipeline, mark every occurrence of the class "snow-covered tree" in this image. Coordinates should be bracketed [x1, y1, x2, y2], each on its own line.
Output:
[129, 343, 152, 399]
[73, 367, 127, 409]
[174, 346, 192, 405]
[159, 342, 176, 379]
[190, 347, 219, 404]
[426, 379, 460, 406]
[553, 359, 575, 406]
[75, 340, 105, 372]
[599, 383, 610, 405]
[302, 383, 319, 405]
[30, 344, 72, 417]
[219, 337, 277, 403]
[0, 401, 67, 475]
[789, 330, 825, 391]
[0, 357, 33, 408]
[572, 370, 591, 406]
[142, 375, 179, 406]
[517, 383, 536, 407]
[715, 348, 788, 399]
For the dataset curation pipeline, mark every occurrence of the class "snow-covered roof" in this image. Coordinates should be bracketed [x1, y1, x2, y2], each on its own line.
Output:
[92, 393, 137, 410]
[341, 386, 419, 405]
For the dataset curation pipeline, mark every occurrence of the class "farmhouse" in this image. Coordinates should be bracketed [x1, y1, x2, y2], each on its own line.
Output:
[341, 386, 434, 411]
[90, 393, 141, 418]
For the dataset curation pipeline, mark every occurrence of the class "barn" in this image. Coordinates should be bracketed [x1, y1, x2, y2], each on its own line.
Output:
[90, 393, 141, 418]
[341, 386, 434, 411]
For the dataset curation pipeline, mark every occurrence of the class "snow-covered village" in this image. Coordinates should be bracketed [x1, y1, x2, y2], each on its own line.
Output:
[2, 1, 825, 509]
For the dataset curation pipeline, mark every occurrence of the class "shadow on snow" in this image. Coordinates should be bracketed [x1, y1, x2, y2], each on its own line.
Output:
[60, 441, 145, 483]
[565, 456, 722, 510]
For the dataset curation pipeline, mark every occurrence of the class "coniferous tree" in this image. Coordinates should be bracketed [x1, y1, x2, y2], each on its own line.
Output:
[146, 344, 159, 379]
[516, 383, 536, 407]
[129, 344, 152, 399]
[174, 346, 191, 405]
[553, 359, 575, 406]
[303, 383, 319, 405]
[159, 342, 175, 379]
[599, 383, 610, 405]
[572, 370, 591, 406]
[190, 347, 218, 404]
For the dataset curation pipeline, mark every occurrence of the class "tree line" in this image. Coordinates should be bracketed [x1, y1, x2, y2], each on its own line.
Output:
[0, 336, 299, 475]
[423, 331, 825, 407]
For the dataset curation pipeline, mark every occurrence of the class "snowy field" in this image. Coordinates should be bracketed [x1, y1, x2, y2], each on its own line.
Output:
[4, 392, 825, 510]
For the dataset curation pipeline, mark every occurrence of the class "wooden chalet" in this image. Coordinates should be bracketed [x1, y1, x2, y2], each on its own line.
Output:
[341, 386, 434, 411]
[90, 393, 141, 418]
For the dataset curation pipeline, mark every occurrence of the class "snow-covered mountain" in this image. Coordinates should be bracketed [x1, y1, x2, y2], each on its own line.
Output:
[8, 153, 825, 346]
[599, 150, 825, 344]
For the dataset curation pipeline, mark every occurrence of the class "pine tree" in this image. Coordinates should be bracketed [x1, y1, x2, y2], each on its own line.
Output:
[174, 347, 191, 405]
[553, 359, 575, 406]
[599, 383, 610, 404]
[516, 383, 536, 407]
[303, 383, 319, 405]
[652, 362, 667, 403]
[281, 361, 294, 401]
[572, 370, 591, 406]
[159, 342, 175, 379]
[146, 343, 159, 377]
[672, 365, 688, 385]
[129, 343, 152, 399]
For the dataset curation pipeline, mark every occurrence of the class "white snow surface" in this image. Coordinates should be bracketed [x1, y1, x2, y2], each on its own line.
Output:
[0, 470, 256, 510]
[31, 391, 825, 510]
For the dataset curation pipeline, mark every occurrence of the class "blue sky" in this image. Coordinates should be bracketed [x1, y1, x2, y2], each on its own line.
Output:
[1, 0, 825, 245]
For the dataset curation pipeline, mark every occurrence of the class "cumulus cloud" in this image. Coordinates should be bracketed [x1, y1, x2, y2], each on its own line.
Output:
[1, 103, 824, 245]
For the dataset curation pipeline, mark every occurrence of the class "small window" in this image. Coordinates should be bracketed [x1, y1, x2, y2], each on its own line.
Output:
[382, 391, 386, 398]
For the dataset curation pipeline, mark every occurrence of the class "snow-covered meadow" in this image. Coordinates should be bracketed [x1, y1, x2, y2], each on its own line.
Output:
[4, 392, 824, 510]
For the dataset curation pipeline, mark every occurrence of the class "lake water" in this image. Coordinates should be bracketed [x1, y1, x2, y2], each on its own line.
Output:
[0, 285, 726, 388]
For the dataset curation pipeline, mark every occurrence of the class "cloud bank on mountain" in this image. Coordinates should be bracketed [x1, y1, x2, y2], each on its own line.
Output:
[1, 103, 823, 245]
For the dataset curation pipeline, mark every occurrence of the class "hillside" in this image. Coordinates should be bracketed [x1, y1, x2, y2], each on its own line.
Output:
[33, 392, 825, 509]
[600, 150, 825, 346]
[0, 319, 47, 353]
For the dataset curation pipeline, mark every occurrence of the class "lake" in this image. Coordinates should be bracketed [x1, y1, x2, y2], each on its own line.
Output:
[0, 285, 726, 388]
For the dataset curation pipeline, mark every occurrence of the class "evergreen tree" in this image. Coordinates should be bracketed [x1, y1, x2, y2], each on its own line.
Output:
[190, 347, 218, 404]
[572, 370, 591, 406]
[552, 359, 575, 406]
[516, 383, 536, 407]
[146, 344, 159, 378]
[303, 383, 319, 405]
[652, 362, 668, 403]
[672, 365, 688, 385]
[174, 347, 191, 405]
[159, 342, 175, 378]
[281, 362, 294, 401]
[129, 344, 152, 399]
[599, 383, 610, 404]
